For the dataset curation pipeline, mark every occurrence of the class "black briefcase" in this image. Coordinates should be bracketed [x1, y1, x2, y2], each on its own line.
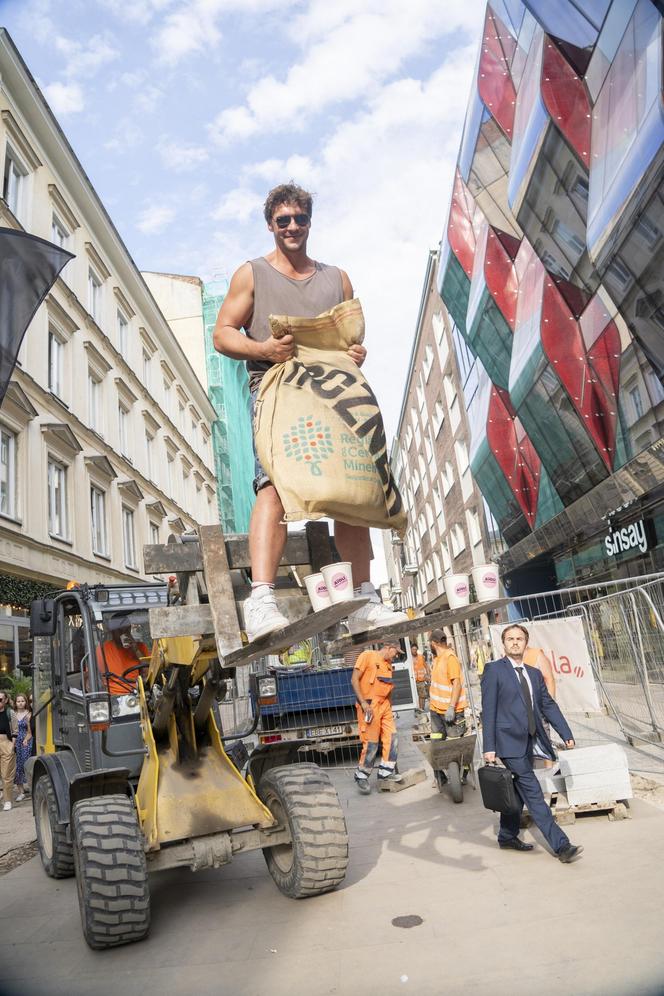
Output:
[478, 763, 521, 816]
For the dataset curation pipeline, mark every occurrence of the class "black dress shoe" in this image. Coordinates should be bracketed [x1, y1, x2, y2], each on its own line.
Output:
[557, 843, 583, 863]
[499, 838, 534, 852]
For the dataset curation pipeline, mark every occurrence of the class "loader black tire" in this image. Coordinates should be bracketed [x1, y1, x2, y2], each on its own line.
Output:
[71, 794, 150, 950]
[34, 776, 74, 879]
[258, 763, 349, 899]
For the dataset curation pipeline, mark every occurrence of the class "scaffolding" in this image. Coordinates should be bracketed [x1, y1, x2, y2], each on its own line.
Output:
[202, 280, 255, 533]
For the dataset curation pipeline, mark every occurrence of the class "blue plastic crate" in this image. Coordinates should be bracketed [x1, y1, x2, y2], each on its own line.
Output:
[260, 666, 356, 716]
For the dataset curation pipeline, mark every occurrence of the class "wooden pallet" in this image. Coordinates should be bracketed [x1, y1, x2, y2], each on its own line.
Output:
[551, 792, 631, 825]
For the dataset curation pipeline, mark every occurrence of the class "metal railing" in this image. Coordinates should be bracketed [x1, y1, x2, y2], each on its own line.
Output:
[507, 573, 664, 751]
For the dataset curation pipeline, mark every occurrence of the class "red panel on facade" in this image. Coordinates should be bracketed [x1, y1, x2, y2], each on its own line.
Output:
[540, 281, 618, 469]
[484, 226, 520, 329]
[540, 38, 591, 168]
[447, 170, 477, 278]
[486, 385, 541, 526]
[478, 6, 517, 140]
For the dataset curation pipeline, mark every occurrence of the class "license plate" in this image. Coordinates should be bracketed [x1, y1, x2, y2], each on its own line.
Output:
[306, 724, 344, 738]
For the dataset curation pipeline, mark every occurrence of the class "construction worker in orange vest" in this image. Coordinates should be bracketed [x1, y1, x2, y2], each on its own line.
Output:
[429, 629, 467, 739]
[410, 642, 430, 711]
[351, 639, 401, 794]
[96, 614, 150, 695]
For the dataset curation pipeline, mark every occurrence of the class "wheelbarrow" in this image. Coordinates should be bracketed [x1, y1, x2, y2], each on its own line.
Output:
[416, 732, 478, 803]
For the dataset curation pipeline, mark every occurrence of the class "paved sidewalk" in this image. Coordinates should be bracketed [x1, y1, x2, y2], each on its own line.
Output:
[0, 791, 36, 872]
[0, 717, 663, 996]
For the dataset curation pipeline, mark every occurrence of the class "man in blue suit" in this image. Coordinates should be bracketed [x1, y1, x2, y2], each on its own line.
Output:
[481, 624, 583, 863]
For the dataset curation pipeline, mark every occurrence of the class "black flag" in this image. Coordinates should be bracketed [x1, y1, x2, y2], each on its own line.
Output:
[0, 227, 74, 406]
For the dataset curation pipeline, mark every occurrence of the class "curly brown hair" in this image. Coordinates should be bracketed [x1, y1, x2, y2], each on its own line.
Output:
[263, 182, 313, 223]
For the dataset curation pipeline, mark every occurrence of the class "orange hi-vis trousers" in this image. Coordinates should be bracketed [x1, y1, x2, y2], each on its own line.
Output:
[356, 699, 398, 781]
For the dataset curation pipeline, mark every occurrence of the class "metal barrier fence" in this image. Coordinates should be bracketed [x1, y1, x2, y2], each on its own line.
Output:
[507, 573, 664, 752]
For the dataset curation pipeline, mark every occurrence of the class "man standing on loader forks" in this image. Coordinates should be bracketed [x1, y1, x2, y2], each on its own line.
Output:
[351, 640, 401, 794]
[213, 182, 407, 642]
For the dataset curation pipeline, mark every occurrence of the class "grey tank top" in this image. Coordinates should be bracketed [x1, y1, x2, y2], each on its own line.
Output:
[245, 256, 344, 390]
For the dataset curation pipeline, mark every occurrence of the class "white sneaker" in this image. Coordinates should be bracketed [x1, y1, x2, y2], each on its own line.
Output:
[349, 582, 409, 634]
[3, 801, 11, 811]
[15, 793, 25, 802]
[244, 592, 290, 643]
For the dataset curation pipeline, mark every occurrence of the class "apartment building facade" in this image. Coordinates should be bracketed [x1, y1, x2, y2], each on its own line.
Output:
[0, 30, 217, 675]
[385, 249, 500, 613]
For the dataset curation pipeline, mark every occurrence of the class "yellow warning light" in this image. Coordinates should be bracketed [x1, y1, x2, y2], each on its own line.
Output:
[66, 580, 81, 590]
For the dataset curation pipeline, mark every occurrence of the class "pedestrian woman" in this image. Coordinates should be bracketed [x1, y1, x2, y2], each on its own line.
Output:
[13, 694, 32, 802]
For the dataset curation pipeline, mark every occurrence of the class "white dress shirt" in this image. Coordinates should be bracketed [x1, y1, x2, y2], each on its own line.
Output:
[508, 657, 533, 701]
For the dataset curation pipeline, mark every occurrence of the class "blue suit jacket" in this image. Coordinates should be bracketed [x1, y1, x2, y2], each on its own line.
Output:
[481, 656, 573, 760]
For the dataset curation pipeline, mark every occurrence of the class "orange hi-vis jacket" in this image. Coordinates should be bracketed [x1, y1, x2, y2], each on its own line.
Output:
[430, 647, 466, 715]
[97, 641, 149, 695]
[412, 653, 428, 682]
[354, 650, 394, 702]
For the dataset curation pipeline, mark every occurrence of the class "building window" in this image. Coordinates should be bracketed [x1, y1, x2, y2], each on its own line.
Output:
[88, 371, 101, 432]
[2, 146, 26, 219]
[149, 521, 160, 546]
[178, 400, 185, 431]
[47, 459, 68, 539]
[166, 452, 174, 496]
[422, 345, 434, 382]
[117, 311, 129, 358]
[118, 403, 129, 457]
[142, 349, 151, 389]
[90, 486, 108, 556]
[122, 505, 137, 569]
[441, 539, 451, 573]
[145, 431, 154, 479]
[433, 401, 445, 436]
[442, 461, 454, 497]
[630, 386, 644, 421]
[48, 329, 64, 398]
[450, 523, 466, 558]
[467, 508, 482, 546]
[455, 439, 469, 475]
[191, 420, 198, 449]
[163, 378, 172, 416]
[443, 375, 456, 408]
[0, 426, 17, 519]
[88, 268, 103, 324]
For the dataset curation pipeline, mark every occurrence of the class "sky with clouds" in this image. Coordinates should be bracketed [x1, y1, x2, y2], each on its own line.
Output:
[1, 0, 485, 438]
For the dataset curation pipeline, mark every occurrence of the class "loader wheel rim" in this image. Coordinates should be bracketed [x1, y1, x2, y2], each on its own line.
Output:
[267, 797, 294, 874]
[37, 793, 53, 859]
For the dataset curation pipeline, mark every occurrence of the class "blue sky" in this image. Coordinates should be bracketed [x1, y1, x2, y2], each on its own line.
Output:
[1, 0, 485, 434]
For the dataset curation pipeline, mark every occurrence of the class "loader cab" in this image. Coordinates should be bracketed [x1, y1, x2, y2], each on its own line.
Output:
[31, 587, 152, 780]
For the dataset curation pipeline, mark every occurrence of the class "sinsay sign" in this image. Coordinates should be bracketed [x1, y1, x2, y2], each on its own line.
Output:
[604, 517, 650, 558]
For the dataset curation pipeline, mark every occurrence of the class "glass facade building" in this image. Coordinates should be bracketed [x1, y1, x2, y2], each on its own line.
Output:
[439, 0, 664, 591]
[202, 281, 255, 534]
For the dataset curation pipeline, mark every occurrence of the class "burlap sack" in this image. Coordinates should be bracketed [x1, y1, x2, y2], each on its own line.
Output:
[254, 298, 406, 534]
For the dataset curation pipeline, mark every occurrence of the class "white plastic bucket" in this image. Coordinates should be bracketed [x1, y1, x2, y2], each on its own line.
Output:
[303, 572, 332, 612]
[321, 562, 354, 604]
[444, 573, 470, 610]
[472, 564, 500, 602]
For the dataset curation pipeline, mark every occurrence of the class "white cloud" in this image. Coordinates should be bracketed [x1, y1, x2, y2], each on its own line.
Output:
[151, 0, 294, 66]
[54, 33, 120, 79]
[208, 0, 482, 144]
[157, 136, 210, 172]
[134, 85, 164, 114]
[212, 188, 263, 224]
[136, 204, 177, 234]
[43, 80, 85, 115]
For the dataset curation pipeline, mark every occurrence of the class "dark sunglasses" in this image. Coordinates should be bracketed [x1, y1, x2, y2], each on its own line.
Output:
[274, 213, 310, 229]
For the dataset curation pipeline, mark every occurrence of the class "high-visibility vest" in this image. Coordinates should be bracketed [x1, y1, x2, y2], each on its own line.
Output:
[430, 649, 466, 715]
[413, 654, 427, 682]
[354, 650, 394, 702]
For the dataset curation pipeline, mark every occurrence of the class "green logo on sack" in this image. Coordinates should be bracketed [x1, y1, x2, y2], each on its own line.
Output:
[283, 416, 333, 476]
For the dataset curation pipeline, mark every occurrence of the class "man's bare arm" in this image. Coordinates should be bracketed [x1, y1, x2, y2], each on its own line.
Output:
[213, 263, 295, 364]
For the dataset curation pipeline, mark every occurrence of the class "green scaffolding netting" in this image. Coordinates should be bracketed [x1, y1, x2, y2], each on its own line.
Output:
[203, 281, 255, 533]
